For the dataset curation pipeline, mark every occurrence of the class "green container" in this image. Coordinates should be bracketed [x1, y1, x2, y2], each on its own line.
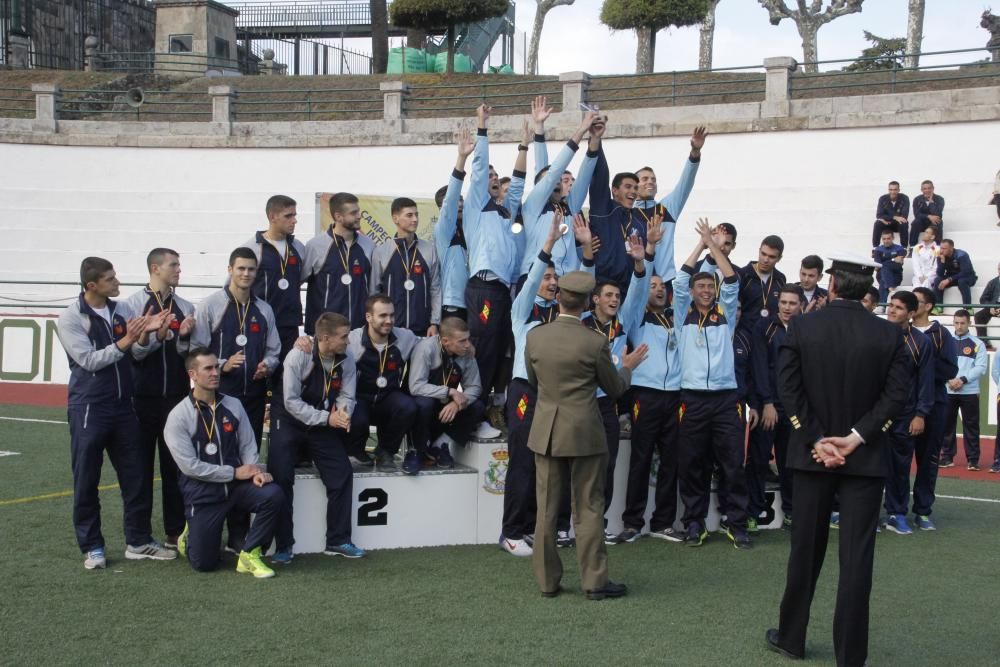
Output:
[387, 47, 427, 73]
[433, 51, 473, 73]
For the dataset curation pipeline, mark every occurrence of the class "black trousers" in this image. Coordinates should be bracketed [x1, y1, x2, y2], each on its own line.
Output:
[412, 396, 485, 453]
[909, 218, 943, 244]
[973, 308, 995, 341]
[777, 470, 882, 667]
[134, 395, 187, 539]
[68, 400, 152, 552]
[746, 411, 793, 517]
[347, 392, 417, 457]
[883, 420, 916, 516]
[227, 391, 268, 550]
[622, 388, 679, 532]
[678, 389, 749, 529]
[597, 395, 620, 515]
[184, 481, 285, 572]
[941, 393, 981, 465]
[502, 379, 569, 539]
[912, 399, 946, 516]
[465, 278, 512, 394]
[269, 417, 353, 552]
[871, 219, 908, 248]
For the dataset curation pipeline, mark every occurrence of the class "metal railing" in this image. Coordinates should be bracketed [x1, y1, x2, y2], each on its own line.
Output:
[590, 65, 766, 108]
[404, 77, 561, 114]
[93, 51, 248, 76]
[231, 1, 374, 29]
[57, 88, 212, 121]
[232, 85, 383, 120]
[0, 85, 34, 116]
[791, 47, 1000, 97]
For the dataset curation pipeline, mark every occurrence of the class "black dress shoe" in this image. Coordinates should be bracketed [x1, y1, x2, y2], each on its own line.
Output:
[765, 628, 803, 660]
[541, 585, 562, 598]
[585, 581, 627, 600]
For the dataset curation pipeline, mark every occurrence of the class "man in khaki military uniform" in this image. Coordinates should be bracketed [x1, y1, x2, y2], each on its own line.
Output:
[524, 271, 648, 599]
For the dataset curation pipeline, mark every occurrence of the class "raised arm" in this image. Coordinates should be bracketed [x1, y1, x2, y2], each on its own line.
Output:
[531, 94, 551, 173]
[466, 105, 491, 214]
[659, 125, 706, 218]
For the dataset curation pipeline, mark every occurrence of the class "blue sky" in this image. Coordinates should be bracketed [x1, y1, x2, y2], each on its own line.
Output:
[513, 0, 990, 74]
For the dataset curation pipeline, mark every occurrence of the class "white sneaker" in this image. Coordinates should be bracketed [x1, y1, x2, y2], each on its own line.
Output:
[125, 541, 177, 561]
[475, 421, 502, 440]
[84, 548, 106, 570]
[499, 537, 533, 557]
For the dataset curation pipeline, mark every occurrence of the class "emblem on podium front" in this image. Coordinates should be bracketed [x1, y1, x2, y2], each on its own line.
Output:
[484, 447, 509, 495]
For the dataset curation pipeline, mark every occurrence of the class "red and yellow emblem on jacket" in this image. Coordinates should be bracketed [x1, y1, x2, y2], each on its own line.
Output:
[516, 394, 529, 420]
[678, 403, 686, 422]
[632, 400, 640, 422]
[479, 299, 491, 325]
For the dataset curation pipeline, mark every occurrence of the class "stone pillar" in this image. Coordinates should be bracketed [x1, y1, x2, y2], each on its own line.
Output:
[380, 81, 409, 121]
[84, 36, 100, 72]
[9, 33, 30, 69]
[559, 71, 591, 111]
[209, 85, 234, 134]
[260, 48, 275, 75]
[32, 83, 60, 133]
[762, 56, 796, 118]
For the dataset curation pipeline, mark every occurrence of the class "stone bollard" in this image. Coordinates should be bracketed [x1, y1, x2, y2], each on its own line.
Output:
[762, 57, 797, 118]
[84, 36, 100, 72]
[32, 83, 60, 133]
[380, 81, 410, 121]
[559, 71, 591, 112]
[209, 85, 234, 134]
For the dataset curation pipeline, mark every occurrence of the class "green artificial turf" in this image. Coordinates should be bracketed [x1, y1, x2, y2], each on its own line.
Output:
[1, 405, 998, 666]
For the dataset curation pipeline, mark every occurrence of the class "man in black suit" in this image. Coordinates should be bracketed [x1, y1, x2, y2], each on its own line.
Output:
[766, 255, 911, 667]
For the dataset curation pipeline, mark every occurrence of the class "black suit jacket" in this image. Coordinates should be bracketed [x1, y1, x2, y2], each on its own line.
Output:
[777, 300, 911, 477]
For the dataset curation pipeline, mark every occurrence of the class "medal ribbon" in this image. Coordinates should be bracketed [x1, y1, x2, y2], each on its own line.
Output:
[441, 345, 455, 387]
[334, 235, 352, 275]
[148, 285, 173, 313]
[230, 296, 250, 337]
[194, 397, 218, 445]
[650, 309, 676, 348]
[903, 328, 921, 365]
[377, 343, 390, 379]
[394, 238, 419, 280]
[758, 267, 773, 311]
[269, 237, 290, 277]
[322, 357, 340, 403]
[590, 315, 617, 343]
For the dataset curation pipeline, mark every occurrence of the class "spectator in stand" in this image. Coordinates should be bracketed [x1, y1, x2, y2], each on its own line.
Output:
[910, 180, 945, 244]
[874, 229, 906, 306]
[861, 286, 880, 313]
[934, 239, 978, 308]
[795, 255, 828, 312]
[911, 227, 940, 290]
[872, 181, 910, 249]
[973, 262, 1000, 350]
[941, 310, 988, 470]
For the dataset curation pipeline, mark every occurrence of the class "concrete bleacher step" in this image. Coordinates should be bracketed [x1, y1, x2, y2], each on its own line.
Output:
[289, 436, 788, 553]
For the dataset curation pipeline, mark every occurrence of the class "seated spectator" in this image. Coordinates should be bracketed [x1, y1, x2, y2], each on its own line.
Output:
[874, 229, 906, 305]
[910, 179, 945, 244]
[934, 240, 978, 308]
[911, 227, 940, 290]
[345, 295, 420, 470]
[408, 317, 485, 472]
[872, 181, 910, 249]
[941, 310, 987, 470]
[269, 312, 364, 564]
[164, 349, 285, 578]
[973, 262, 999, 350]
[796, 255, 828, 312]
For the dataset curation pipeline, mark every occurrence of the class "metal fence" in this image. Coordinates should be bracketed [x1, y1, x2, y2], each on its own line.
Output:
[247, 36, 372, 76]
[56, 86, 212, 121]
[232, 83, 383, 121]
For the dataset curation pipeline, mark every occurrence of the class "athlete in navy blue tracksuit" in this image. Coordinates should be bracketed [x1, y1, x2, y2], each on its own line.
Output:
[56, 257, 175, 568]
[882, 291, 934, 530]
[674, 220, 752, 549]
[908, 287, 959, 528]
[163, 350, 284, 576]
[269, 312, 360, 560]
[303, 192, 376, 332]
[737, 236, 786, 338]
[124, 248, 196, 547]
[241, 195, 307, 358]
[748, 286, 803, 527]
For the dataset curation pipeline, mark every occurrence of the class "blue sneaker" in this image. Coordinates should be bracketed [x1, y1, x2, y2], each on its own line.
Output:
[829, 512, 840, 529]
[324, 543, 366, 559]
[271, 550, 294, 565]
[914, 515, 936, 531]
[84, 548, 106, 570]
[402, 449, 421, 476]
[435, 443, 455, 469]
[886, 514, 913, 535]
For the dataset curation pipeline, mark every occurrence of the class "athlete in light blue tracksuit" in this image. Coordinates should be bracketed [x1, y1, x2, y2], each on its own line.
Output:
[434, 129, 475, 322]
[673, 220, 752, 549]
[57, 256, 175, 569]
[517, 113, 601, 284]
[940, 310, 988, 468]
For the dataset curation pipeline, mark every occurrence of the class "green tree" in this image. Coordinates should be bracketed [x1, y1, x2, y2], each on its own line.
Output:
[843, 31, 905, 72]
[389, 0, 509, 73]
[600, 0, 710, 74]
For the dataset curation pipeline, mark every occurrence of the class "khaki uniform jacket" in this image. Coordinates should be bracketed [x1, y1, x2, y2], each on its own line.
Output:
[525, 315, 632, 457]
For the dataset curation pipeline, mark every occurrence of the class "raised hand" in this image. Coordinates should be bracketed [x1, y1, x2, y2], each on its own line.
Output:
[178, 315, 196, 337]
[521, 119, 532, 146]
[690, 125, 708, 152]
[572, 213, 591, 247]
[695, 217, 713, 247]
[547, 208, 565, 244]
[646, 212, 665, 247]
[627, 233, 645, 261]
[476, 104, 491, 128]
[456, 125, 474, 159]
[531, 94, 553, 128]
